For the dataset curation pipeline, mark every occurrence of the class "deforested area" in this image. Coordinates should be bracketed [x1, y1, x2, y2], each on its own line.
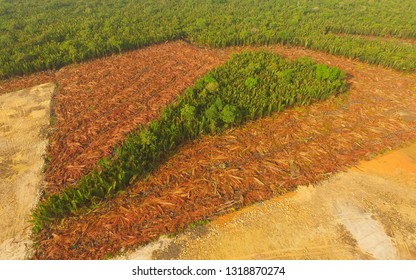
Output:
[1, 0, 416, 260]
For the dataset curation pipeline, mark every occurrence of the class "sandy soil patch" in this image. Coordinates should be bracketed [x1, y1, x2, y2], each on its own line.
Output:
[0, 83, 55, 259]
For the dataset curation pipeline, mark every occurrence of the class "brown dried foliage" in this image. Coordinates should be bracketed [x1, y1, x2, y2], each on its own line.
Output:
[2, 42, 415, 259]
[1, 42, 229, 195]
[0, 71, 55, 96]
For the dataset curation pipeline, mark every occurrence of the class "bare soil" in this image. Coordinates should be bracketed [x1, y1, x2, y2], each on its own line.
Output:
[0, 83, 55, 259]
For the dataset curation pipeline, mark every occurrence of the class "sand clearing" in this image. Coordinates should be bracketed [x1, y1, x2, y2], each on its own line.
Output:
[0, 83, 54, 259]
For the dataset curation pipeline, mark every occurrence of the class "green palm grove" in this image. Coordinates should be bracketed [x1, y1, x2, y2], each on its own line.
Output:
[1, 0, 416, 79]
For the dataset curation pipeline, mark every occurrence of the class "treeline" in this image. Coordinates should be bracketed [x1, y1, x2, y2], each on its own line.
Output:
[32, 51, 347, 232]
[1, 0, 415, 79]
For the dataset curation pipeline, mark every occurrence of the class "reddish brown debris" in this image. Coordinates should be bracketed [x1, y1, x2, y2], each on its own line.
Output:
[18, 43, 414, 259]
[0, 42, 230, 195]
[0, 71, 55, 95]
[45, 42, 232, 194]
[2, 41, 415, 259]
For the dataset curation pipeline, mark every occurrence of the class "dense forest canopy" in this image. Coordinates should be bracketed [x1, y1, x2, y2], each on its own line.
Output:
[1, 0, 416, 78]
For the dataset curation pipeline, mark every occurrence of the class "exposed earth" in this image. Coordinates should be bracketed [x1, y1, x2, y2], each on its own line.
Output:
[0, 83, 55, 259]
[127, 143, 416, 260]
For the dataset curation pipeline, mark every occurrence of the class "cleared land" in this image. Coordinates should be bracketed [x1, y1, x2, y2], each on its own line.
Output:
[142, 143, 416, 260]
[3, 42, 230, 196]
[1, 0, 416, 262]
[0, 83, 55, 259]
[1, 42, 412, 259]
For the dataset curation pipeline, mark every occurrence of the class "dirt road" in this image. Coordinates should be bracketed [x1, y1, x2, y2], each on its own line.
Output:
[127, 143, 416, 260]
[0, 83, 55, 259]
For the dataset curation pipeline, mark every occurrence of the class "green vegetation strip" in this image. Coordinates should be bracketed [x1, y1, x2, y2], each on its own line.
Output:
[32, 51, 347, 232]
[1, 0, 416, 79]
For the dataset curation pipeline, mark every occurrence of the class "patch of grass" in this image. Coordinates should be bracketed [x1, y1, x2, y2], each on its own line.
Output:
[187, 219, 210, 229]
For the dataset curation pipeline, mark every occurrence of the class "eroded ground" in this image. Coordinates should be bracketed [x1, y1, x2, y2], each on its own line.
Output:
[0, 83, 55, 259]
[137, 143, 416, 260]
